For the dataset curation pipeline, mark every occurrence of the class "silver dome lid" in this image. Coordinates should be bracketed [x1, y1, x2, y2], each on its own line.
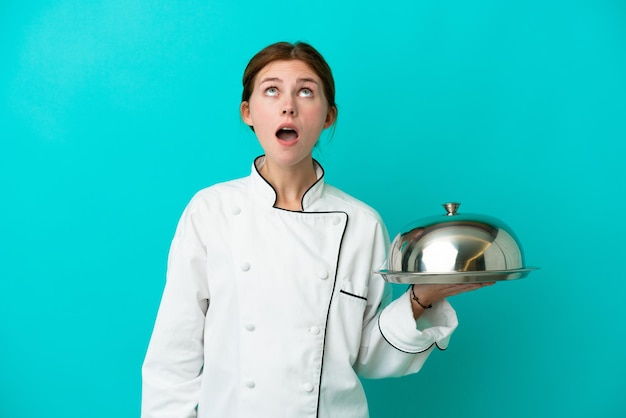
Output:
[378, 203, 538, 284]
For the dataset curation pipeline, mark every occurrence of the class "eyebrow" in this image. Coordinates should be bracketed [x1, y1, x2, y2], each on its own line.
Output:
[259, 77, 281, 84]
[298, 77, 319, 85]
[258, 77, 319, 85]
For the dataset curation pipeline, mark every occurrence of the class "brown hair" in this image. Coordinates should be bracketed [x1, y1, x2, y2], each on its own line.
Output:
[241, 42, 338, 120]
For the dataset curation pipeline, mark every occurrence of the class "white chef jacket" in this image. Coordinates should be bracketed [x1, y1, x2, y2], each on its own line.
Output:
[142, 156, 458, 418]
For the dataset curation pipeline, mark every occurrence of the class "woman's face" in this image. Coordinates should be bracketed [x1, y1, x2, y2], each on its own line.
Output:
[241, 60, 336, 171]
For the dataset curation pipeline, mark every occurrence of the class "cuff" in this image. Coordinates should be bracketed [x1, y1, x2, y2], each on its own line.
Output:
[378, 290, 459, 353]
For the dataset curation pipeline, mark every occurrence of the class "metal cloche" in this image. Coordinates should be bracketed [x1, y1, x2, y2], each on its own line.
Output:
[377, 203, 539, 284]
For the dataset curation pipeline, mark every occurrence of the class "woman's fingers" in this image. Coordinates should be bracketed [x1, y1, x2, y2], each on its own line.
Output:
[412, 282, 495, 302]
[442, 282, 494, 297]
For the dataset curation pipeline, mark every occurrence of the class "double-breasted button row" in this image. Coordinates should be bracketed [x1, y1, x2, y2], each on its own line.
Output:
[245, 324, 319, 335]
[233, 207, 250, 271]
[240, 262, 329, 281]
[244, 380, 314, 393]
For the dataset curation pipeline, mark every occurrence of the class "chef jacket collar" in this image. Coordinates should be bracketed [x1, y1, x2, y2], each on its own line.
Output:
[252, 155, 325, 211]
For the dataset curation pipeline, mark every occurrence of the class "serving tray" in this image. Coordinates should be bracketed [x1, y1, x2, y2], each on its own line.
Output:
[375, 268, 539, 284]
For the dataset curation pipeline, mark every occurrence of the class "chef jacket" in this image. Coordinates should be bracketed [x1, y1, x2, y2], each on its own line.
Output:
[142, 156, 458, 418]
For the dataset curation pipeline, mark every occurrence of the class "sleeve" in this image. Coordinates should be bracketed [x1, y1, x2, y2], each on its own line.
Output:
[141, 196, 210, 418]
[354, 220, 458, 379]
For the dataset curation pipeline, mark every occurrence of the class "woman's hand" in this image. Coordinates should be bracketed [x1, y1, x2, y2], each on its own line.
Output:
[409, 282, 495, 320]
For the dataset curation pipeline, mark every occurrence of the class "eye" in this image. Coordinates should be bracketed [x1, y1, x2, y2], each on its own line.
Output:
[299, 88, 313, 97]
[264, 87, 279, 97]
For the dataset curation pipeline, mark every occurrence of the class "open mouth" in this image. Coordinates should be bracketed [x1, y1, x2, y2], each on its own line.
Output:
[276, 127, 298, 141]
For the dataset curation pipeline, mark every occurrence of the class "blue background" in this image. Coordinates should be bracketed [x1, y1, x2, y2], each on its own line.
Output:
[1, 1, 624, 417]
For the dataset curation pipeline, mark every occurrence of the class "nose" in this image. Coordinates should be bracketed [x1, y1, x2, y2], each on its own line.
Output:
[281, 98, 296, 116]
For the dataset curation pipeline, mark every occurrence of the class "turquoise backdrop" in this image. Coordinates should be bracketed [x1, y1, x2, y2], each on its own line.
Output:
[1, 1, 624, 417]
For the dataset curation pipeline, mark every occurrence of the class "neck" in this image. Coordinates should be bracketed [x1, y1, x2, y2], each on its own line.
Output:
[259, 158, 318, 211]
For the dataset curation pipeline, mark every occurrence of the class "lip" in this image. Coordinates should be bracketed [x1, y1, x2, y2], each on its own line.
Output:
[275, 123, 300, 146]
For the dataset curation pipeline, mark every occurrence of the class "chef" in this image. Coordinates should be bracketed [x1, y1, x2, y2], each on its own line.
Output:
[141, 41, 490, 418]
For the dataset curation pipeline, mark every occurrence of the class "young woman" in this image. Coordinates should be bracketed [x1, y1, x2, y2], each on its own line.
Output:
[141, 41, 490, 418]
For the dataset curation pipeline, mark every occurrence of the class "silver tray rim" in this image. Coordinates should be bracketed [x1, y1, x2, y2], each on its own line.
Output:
[375, 267, 539, 284]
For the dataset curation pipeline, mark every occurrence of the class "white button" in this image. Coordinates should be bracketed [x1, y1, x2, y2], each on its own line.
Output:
[332, 217, 341, 225]
[318, 270, 329, 280]
[240, 262, 250, 271]
[245, 380, 255, 388]
[303, 383, 314, 392]
[232, 207, 241, 215]
[309, 326, 320, 335]
[245, 323, 255, 331]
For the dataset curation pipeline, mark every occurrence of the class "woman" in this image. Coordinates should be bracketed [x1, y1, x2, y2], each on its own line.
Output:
[141, 41, 490, 418]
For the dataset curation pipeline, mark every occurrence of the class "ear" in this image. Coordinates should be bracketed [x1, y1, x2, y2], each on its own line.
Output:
[323, 106, 337, 129]
[240, 101, 253, 127]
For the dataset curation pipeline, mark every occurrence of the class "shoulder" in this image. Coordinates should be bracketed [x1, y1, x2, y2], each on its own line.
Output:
[322, 184, 390, 260]
[191, 176, 250, 202]
[323, 184, 385, 227]
[180, 176, 251, 218]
